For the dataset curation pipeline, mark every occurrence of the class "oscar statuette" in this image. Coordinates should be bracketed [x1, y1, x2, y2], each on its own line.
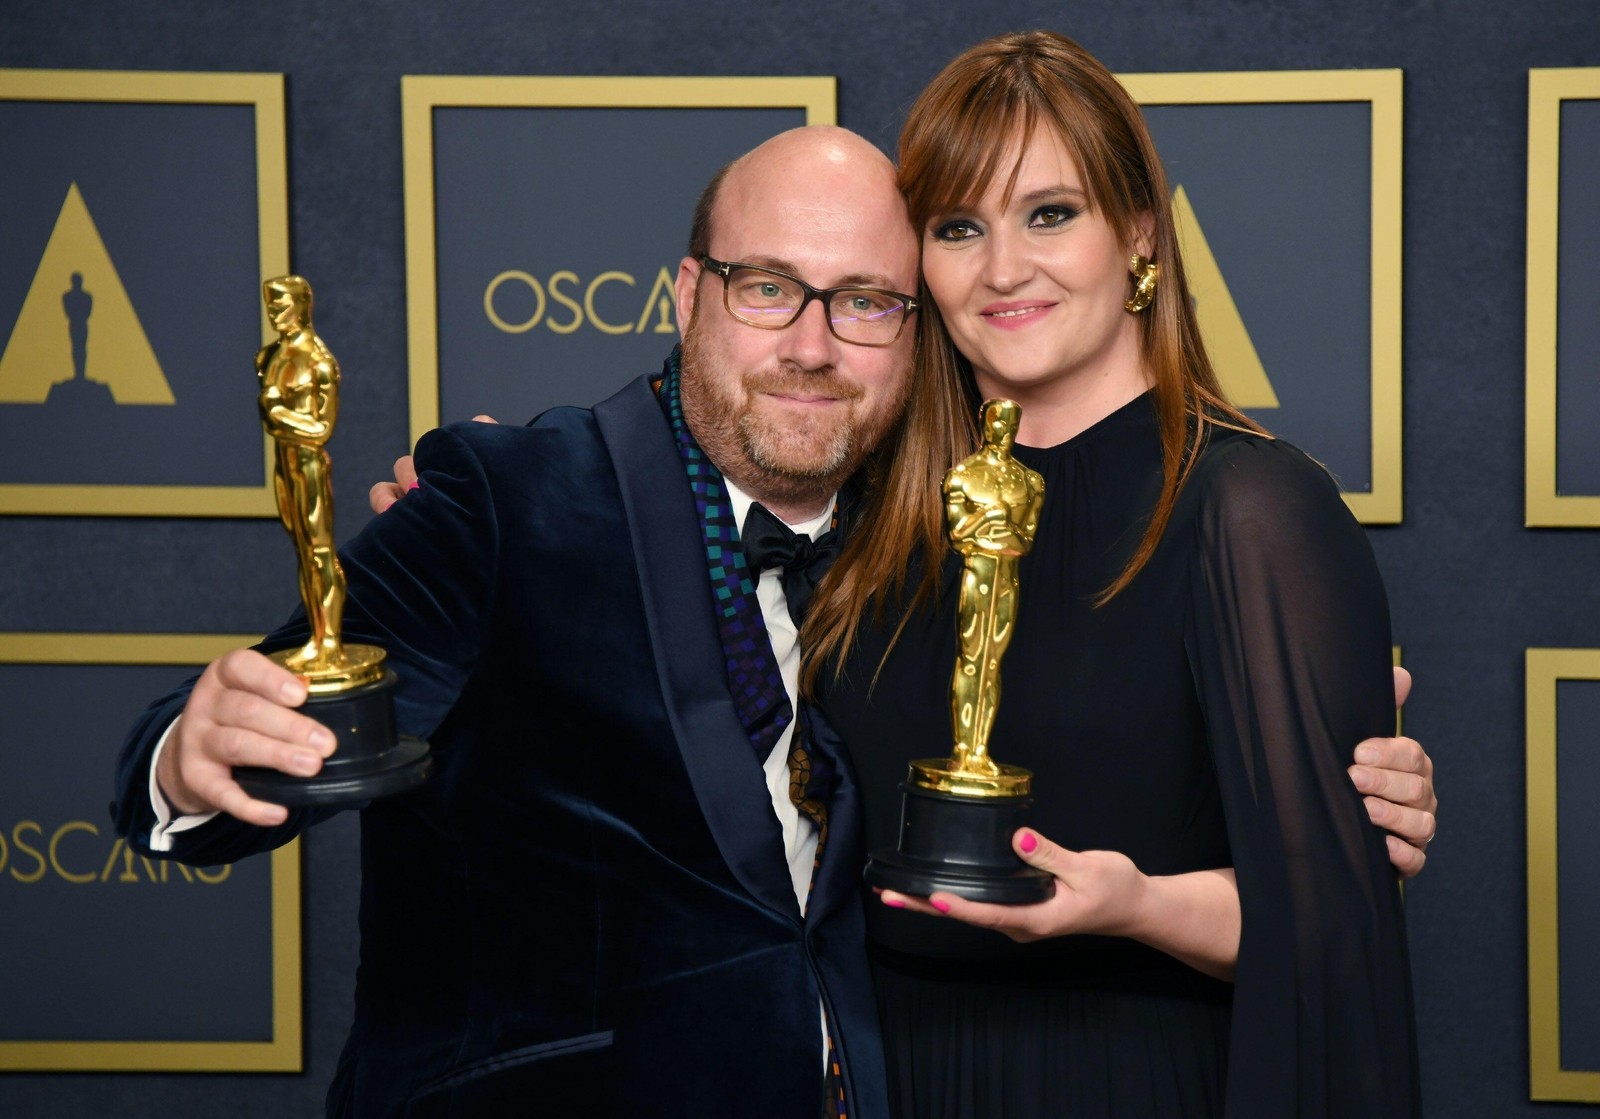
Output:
[232, 275, 431, 806]
[864, 399, 1053, 904]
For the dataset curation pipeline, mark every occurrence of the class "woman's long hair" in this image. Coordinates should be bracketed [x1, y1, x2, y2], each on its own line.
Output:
[802, 29, 1263, 693]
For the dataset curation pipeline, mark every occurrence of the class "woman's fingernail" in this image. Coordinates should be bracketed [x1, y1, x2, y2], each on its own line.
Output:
[1019, 831, 1038, 854]
[931, 898, 951, 914]
[407, 480, 421, 491]
[882, 896, 905, 909]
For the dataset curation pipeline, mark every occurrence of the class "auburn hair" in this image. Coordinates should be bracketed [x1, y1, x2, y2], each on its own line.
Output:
[801, 29, 1265, 693]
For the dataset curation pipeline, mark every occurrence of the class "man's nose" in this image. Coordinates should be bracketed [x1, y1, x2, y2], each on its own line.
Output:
[776, 296, 839, 370]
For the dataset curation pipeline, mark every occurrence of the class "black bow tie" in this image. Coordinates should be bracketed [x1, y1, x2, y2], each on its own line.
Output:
[741, 501, 841, 625]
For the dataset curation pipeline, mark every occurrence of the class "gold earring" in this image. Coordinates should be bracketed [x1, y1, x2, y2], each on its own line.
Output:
[1124, 254, 1159, 313]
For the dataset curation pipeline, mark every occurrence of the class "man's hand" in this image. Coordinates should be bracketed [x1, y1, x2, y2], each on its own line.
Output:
[156, 649, 335, 827]
[369, 414, 498, 513]
[1352, 666, 1438, 877]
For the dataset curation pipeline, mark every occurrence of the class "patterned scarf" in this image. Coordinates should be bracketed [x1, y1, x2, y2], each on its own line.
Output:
[657, 350, 794, 764]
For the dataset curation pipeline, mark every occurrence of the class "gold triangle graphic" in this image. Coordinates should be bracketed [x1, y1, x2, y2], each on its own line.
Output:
[1172, 184, 1278, 409]
[0, 182, 175, 404]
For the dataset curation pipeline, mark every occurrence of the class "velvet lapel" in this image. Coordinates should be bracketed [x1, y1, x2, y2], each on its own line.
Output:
[801, 704, 867, 929]
[594, 375, 800, 921]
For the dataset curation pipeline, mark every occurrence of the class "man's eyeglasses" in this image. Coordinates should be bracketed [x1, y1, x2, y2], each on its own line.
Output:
[700, 256, 918, 347]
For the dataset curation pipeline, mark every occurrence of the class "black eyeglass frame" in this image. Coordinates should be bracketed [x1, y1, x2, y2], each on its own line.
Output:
[699, 255, 919, 347]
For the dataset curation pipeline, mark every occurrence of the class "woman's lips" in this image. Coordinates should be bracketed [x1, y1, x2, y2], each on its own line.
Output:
[979, 301, 1054, 329]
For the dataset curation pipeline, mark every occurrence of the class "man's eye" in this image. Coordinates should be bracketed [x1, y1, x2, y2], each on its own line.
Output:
[737, 279, 792, 303]
[841, 292, 896, 315]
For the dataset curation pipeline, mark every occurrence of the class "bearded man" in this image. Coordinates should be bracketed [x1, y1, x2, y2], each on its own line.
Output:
[113, 127, 918, 1119]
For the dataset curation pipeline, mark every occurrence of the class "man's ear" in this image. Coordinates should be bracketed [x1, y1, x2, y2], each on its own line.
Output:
[674, 257, 701, 335]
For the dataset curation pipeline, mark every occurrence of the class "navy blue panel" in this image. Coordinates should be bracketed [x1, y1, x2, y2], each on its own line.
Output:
[0, 663, 273, 1041]
[1555, 100, 1600, 495]
[1558, 679, 1600, 1071]
[0, 101, 265, 487]
[433, 106, 805, 425]
[1145, 102, 1372, 491]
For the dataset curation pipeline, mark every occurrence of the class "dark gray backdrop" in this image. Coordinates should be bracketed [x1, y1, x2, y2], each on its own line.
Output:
[1, 1, 1597, 1115]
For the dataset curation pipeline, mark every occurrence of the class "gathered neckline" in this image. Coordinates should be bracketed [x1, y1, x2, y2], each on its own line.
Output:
[1012, 389, 1156, 459]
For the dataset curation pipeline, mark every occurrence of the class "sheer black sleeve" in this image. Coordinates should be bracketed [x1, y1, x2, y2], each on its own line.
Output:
[1184, 436, 1420, 1116]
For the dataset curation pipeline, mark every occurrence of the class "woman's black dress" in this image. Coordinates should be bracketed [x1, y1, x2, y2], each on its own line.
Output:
[819, 393, 1419, 1117]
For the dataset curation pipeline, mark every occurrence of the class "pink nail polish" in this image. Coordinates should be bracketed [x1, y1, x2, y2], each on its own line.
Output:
[407, 480, 421, 491]
[931, 898, 951, 914]
[882, 897, 905, 909]
[1019, 831, 1038, 854]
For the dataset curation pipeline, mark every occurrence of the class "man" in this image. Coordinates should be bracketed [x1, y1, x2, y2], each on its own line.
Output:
[117, 127, 915, 1119]
[116, 127, 1437, 1119]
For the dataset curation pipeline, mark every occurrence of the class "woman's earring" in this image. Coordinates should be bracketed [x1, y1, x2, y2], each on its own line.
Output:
[1124, 254, 1159, 313]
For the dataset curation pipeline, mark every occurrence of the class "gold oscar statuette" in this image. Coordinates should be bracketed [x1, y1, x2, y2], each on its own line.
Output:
[232, 275, 431, 807]
[864, 399, 1054, 903]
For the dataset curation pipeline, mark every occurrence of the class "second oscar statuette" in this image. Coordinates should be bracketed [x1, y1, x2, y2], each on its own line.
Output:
[232, 275, 431, 807]
[864, 399, 1054, 904]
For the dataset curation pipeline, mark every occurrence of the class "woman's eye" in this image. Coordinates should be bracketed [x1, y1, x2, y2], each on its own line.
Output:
[932, 220, 980, 242]
[1030, 205, 1078, 228]
[758, 283, 783, 298]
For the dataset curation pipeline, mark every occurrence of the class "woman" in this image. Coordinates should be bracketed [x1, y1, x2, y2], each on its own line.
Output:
[805, 30, 1419, 1117]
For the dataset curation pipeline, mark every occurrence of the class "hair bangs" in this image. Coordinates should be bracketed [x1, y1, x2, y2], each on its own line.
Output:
[897, 68, 1045, 231]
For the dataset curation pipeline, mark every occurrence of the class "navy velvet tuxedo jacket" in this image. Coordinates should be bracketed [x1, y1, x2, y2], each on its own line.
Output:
[112, 374, 888, 1119]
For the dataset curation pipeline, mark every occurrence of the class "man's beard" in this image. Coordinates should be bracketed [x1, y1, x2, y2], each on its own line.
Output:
[679, 320, 909, 507]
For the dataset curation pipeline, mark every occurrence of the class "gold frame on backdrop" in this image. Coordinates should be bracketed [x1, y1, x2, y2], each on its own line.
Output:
[1525, 69, 1600, 526]
[0, 69, 286, 518]
[1526, 647, 1600, 1101]
[0, 633, 300, 1072]
[1116, 70, 1405, 524]
[400, 75, 836, 448]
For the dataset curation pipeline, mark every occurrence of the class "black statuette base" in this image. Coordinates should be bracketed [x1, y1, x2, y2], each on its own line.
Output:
[864, 783, 1053, 905]
[235, 670, 431, 807]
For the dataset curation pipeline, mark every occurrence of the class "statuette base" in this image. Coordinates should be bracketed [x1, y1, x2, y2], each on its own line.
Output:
[235, 670, 432, 807]
[864, 782, 1053, 905]
[908, 757, 1032, 798]
[269, 642, 387, 694]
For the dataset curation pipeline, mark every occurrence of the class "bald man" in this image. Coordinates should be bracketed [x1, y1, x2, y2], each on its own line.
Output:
[114, 128, 917, 1119]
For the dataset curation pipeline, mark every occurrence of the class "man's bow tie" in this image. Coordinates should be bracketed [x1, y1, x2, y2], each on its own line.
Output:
[741, 502, 841, 624]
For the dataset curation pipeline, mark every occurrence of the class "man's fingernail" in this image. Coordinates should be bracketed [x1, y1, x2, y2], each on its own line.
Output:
[1354, 745, 1379, 764]
[310, 729, 335, 753]
[280, 682, 306, 704]
[1018, 830, 1038, 854]
[931, 898, 951, 914]
[292, 751, 320, 775]
[882, 896, 905, 909]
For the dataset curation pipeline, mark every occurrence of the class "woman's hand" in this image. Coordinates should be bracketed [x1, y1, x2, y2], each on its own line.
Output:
[877, 828, 1240, 981]
[878, 832, 1144, 942]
